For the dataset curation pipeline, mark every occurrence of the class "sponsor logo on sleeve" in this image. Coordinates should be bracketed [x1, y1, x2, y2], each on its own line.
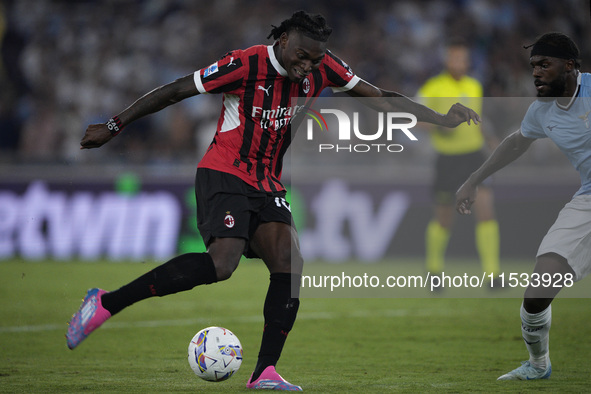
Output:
[204, 62, 219, 78]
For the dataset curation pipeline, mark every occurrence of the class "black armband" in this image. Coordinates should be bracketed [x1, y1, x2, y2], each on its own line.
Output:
[106, 116, 124, 136]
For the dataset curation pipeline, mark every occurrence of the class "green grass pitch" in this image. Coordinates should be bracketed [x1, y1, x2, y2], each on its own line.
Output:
[0, 259, 590, 393]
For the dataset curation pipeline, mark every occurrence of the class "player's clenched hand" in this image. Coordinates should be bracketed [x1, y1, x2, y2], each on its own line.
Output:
[442, 102, 481, 128]
[455, 180, 477, 215]
[80, 124, 114, 149]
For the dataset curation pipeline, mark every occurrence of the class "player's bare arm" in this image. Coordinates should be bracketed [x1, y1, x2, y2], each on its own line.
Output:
[346, 79, 481, 127]
[456, 129, 535, 214]
[80, 74, 199, 149]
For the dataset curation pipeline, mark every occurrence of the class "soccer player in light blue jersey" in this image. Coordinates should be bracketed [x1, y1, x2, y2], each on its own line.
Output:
[456, 32, 589, 381]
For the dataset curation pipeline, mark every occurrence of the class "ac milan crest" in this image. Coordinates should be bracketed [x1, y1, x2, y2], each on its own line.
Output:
[302, 77, 310, 94]
[224, 214, 235, 228]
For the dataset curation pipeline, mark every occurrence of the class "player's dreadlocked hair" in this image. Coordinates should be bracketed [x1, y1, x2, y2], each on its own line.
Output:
[267, 11, 332, 42]
[525, 32, 581, 69]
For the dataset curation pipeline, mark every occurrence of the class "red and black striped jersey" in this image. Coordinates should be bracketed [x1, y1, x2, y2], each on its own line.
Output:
[193, 43, 359, 193]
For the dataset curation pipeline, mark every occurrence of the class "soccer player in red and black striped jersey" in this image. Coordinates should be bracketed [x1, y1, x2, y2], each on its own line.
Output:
[68, 11, 480, 390]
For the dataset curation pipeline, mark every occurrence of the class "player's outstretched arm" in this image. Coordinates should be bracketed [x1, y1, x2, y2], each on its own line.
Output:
[81, 74, 199, 149]
[346, 79, 481, 127]
[456, 129, 535, 214]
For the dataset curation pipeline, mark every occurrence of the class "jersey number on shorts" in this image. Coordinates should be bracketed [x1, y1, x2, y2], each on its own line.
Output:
[275, 197, 291, 212]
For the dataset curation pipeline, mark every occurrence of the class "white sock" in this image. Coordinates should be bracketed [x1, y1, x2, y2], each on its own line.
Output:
[520, 303, 551, 369]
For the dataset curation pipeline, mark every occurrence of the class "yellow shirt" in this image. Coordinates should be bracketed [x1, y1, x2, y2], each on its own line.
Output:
[417, 72, 484, 155]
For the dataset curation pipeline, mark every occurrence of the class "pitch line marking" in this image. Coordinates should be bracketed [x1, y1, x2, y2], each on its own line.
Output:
[0, 308, 434, 333]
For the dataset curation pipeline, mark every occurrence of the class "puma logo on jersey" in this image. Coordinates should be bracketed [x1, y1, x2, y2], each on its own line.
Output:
[579, 110, 591, 128]
[258, 85, 272, 96]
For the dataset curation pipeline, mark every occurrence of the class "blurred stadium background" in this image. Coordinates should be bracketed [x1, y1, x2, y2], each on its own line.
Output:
[0, 0, 590, 263]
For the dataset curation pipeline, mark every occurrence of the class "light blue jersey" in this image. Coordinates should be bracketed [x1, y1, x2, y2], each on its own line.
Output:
[521, 72, 591, 196]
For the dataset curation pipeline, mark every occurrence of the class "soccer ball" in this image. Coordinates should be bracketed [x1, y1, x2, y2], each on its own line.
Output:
[188, 326, 243, 382]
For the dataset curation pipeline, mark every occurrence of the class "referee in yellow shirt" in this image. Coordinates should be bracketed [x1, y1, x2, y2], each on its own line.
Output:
[417, 38, 499, 282]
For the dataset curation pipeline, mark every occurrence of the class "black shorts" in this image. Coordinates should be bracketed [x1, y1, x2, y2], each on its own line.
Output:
[195, 168, 293, 258]
[433, 150, 491, 204]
